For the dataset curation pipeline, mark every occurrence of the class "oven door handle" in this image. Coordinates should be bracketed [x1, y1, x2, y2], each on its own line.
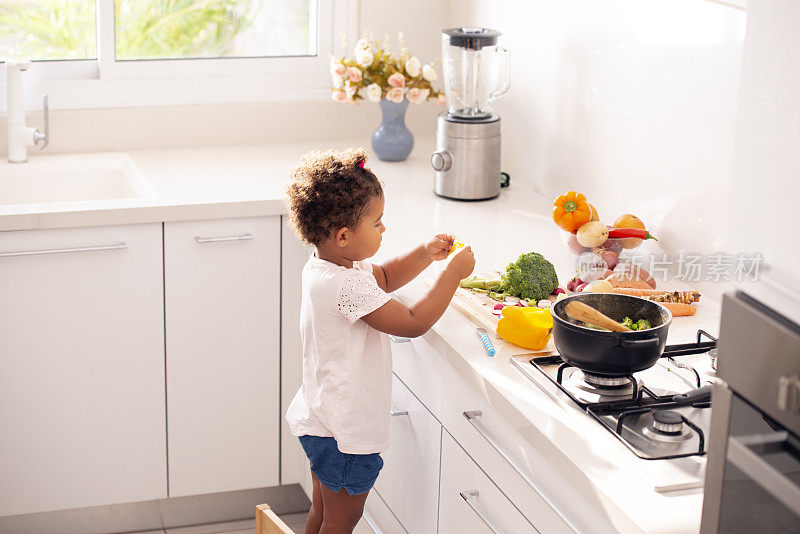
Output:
[727, 432, 800, 517]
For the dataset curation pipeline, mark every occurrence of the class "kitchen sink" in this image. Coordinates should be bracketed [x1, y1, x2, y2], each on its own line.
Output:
[0, 153, 157, 207]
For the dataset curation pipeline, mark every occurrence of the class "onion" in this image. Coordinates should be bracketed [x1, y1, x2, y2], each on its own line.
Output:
[583, 280, 614, 293]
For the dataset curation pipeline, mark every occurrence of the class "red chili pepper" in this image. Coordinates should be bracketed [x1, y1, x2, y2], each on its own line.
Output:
[607, 227, 658, 241]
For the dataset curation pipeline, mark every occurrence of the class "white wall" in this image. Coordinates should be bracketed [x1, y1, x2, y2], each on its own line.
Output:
[445, 0, 745, 255]
[446, 0, 745, 197]
[725, 0, 800, 275]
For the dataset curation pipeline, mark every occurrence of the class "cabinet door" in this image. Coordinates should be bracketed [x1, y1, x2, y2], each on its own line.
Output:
[373, 374, 441, 534]
[439, 430, 538, 534]
[164, 217, 280, 497]
[0, 223, 166, 516]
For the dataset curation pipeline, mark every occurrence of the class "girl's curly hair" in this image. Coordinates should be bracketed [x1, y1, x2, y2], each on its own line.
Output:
[284, 147, 383, 246]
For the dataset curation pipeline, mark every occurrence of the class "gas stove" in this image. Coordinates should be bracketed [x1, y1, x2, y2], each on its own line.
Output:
[511, 330, 719, 461]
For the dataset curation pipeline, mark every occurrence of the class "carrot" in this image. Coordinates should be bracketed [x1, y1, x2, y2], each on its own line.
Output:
[658, 302, 697, 316]
[612, 288, 667, 297]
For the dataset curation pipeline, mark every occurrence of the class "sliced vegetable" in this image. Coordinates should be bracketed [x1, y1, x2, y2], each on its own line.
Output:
[612, 288, 701, 303]
[621, 317, 653, 330]
[575, 282, 588, 292]
[460, 275, 503, 290]
[449, 239, 467, 255]
[537, 299, 552, 308]
[552, 287, 565, 295]
[553, 192, 593, 233]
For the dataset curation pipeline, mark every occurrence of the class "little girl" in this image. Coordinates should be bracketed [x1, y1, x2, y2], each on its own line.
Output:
[283, 147, 474, 534]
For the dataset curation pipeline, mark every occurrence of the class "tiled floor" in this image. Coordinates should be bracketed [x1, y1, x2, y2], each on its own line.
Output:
[130, 512, 309, 534]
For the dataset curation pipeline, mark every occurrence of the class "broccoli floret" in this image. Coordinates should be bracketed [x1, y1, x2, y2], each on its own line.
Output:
[499, 252, 559, 302]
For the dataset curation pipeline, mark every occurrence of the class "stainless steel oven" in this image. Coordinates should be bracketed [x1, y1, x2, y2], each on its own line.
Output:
[701, 273, 800, 532]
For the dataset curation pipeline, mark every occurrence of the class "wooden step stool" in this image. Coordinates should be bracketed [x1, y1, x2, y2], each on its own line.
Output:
[255, 503, 295, 534]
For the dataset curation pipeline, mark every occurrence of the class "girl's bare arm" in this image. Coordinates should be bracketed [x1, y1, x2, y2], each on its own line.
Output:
[373, 234, 453, 293]
[362, 246, 474, 338]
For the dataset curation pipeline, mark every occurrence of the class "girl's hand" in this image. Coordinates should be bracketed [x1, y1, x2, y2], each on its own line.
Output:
[424, 233, 455, 261]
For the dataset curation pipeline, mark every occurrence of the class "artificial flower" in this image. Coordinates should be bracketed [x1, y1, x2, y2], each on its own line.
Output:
[330, 60, 346, 79]
[388, 72, 406, 88]
[422, 64, 437, 82]
[354, 39, 370, 53]
[346, 67, 363, 83]
[356, 49, 374, 68]
[365, 83, 382, 102]
[405, 56, 421, 78]
[331, 90, 347, 103]
[407, 87, 429, 104]
[386, 87, 405, 103]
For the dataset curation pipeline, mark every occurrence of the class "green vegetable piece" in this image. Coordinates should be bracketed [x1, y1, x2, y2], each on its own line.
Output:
[500, 252, 559, 302]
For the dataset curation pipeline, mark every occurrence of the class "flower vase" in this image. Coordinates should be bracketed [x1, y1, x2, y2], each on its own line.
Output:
[371, 99, 413, 162]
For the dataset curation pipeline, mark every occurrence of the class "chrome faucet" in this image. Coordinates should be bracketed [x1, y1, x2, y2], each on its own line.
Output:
[6, 61, 49, 163]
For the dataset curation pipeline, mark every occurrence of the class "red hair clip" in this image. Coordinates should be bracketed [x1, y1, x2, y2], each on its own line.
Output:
[358, 160, 365, 168]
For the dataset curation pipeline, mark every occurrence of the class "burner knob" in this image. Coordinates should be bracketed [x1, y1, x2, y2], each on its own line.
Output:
[652, 410, 683, 434]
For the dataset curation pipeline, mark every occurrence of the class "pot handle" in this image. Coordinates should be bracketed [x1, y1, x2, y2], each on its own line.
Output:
[620, 337, 659, 348]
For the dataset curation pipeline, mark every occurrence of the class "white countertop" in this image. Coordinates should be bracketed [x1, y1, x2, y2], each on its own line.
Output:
[1, 141, 722, 532]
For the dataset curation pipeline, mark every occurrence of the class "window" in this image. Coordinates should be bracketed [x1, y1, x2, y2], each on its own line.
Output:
[0, 1, 353, 109]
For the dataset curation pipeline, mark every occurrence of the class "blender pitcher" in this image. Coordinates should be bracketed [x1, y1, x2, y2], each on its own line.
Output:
[442, 27, 510, 118]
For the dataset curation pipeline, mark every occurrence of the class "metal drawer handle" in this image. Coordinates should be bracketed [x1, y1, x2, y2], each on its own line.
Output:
[195, 233, 253, 243]
[728, 432, 800, 517]
[463, 410, 579, 533]
[459, 490, 506, 534]
[390, 405, 408, 417]
[777, 374, 800, 412]
[389, 335, 411, 343]
[0, 242, 127, 258]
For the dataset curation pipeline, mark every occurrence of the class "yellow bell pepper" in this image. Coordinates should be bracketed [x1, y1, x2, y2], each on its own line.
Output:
[448, 239, 466, 256]
[496, 306, 553, 350]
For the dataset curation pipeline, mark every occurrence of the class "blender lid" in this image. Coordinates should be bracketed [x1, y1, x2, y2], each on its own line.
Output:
[443, 27, 501, 50]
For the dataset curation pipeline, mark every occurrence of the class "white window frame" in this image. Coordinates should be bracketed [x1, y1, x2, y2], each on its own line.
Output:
[1, 0, 358, 111]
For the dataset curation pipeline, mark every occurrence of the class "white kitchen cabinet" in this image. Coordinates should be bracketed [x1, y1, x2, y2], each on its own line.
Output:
[164, 217, 280, 497]
[361, 490, 406, 534]
[0, 223, 167, 516]
[442, 365, 579, 534]
[439, 430, 538, 534]
[389, 334, 444, 420]
[374, 374, 441, 534]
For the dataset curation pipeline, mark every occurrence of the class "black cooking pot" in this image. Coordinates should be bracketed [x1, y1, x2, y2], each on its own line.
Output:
[551, 293, 672, 376]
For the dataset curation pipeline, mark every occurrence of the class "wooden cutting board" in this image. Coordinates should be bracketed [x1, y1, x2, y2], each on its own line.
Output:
[450, 287, 556, 354]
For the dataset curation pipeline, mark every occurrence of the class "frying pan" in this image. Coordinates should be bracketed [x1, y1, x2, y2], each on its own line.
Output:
[551, 293, 672, 376]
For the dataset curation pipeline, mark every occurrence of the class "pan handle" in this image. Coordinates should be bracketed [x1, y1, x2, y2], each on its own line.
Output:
[620, 337, 659, 348]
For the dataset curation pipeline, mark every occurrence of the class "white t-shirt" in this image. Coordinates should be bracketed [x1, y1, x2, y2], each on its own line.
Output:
[286, 254, 393, 454]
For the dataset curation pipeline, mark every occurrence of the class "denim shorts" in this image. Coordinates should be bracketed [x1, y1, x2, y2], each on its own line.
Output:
[298, 435, 384, 496]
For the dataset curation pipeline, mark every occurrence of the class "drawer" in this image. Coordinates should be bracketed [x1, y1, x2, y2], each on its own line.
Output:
[374, 374, 441, 534]
[439, 430, 538, 534]
[442, 365, 581, 533]
[360, 490, 406, 534]
[389, 334, 444, 420]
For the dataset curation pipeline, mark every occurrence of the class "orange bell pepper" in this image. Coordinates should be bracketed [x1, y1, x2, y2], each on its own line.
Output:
[553, 191, 592, 233]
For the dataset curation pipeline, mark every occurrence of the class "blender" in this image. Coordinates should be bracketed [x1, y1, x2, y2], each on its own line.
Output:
[431, 28, 510, 200]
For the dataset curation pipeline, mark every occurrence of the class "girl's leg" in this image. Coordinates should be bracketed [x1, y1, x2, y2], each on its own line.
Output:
[318, 483, 369, 534]
[305, 473, 325, 534]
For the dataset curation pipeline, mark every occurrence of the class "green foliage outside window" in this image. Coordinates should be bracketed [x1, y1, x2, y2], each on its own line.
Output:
[0, 0, 259, 61]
